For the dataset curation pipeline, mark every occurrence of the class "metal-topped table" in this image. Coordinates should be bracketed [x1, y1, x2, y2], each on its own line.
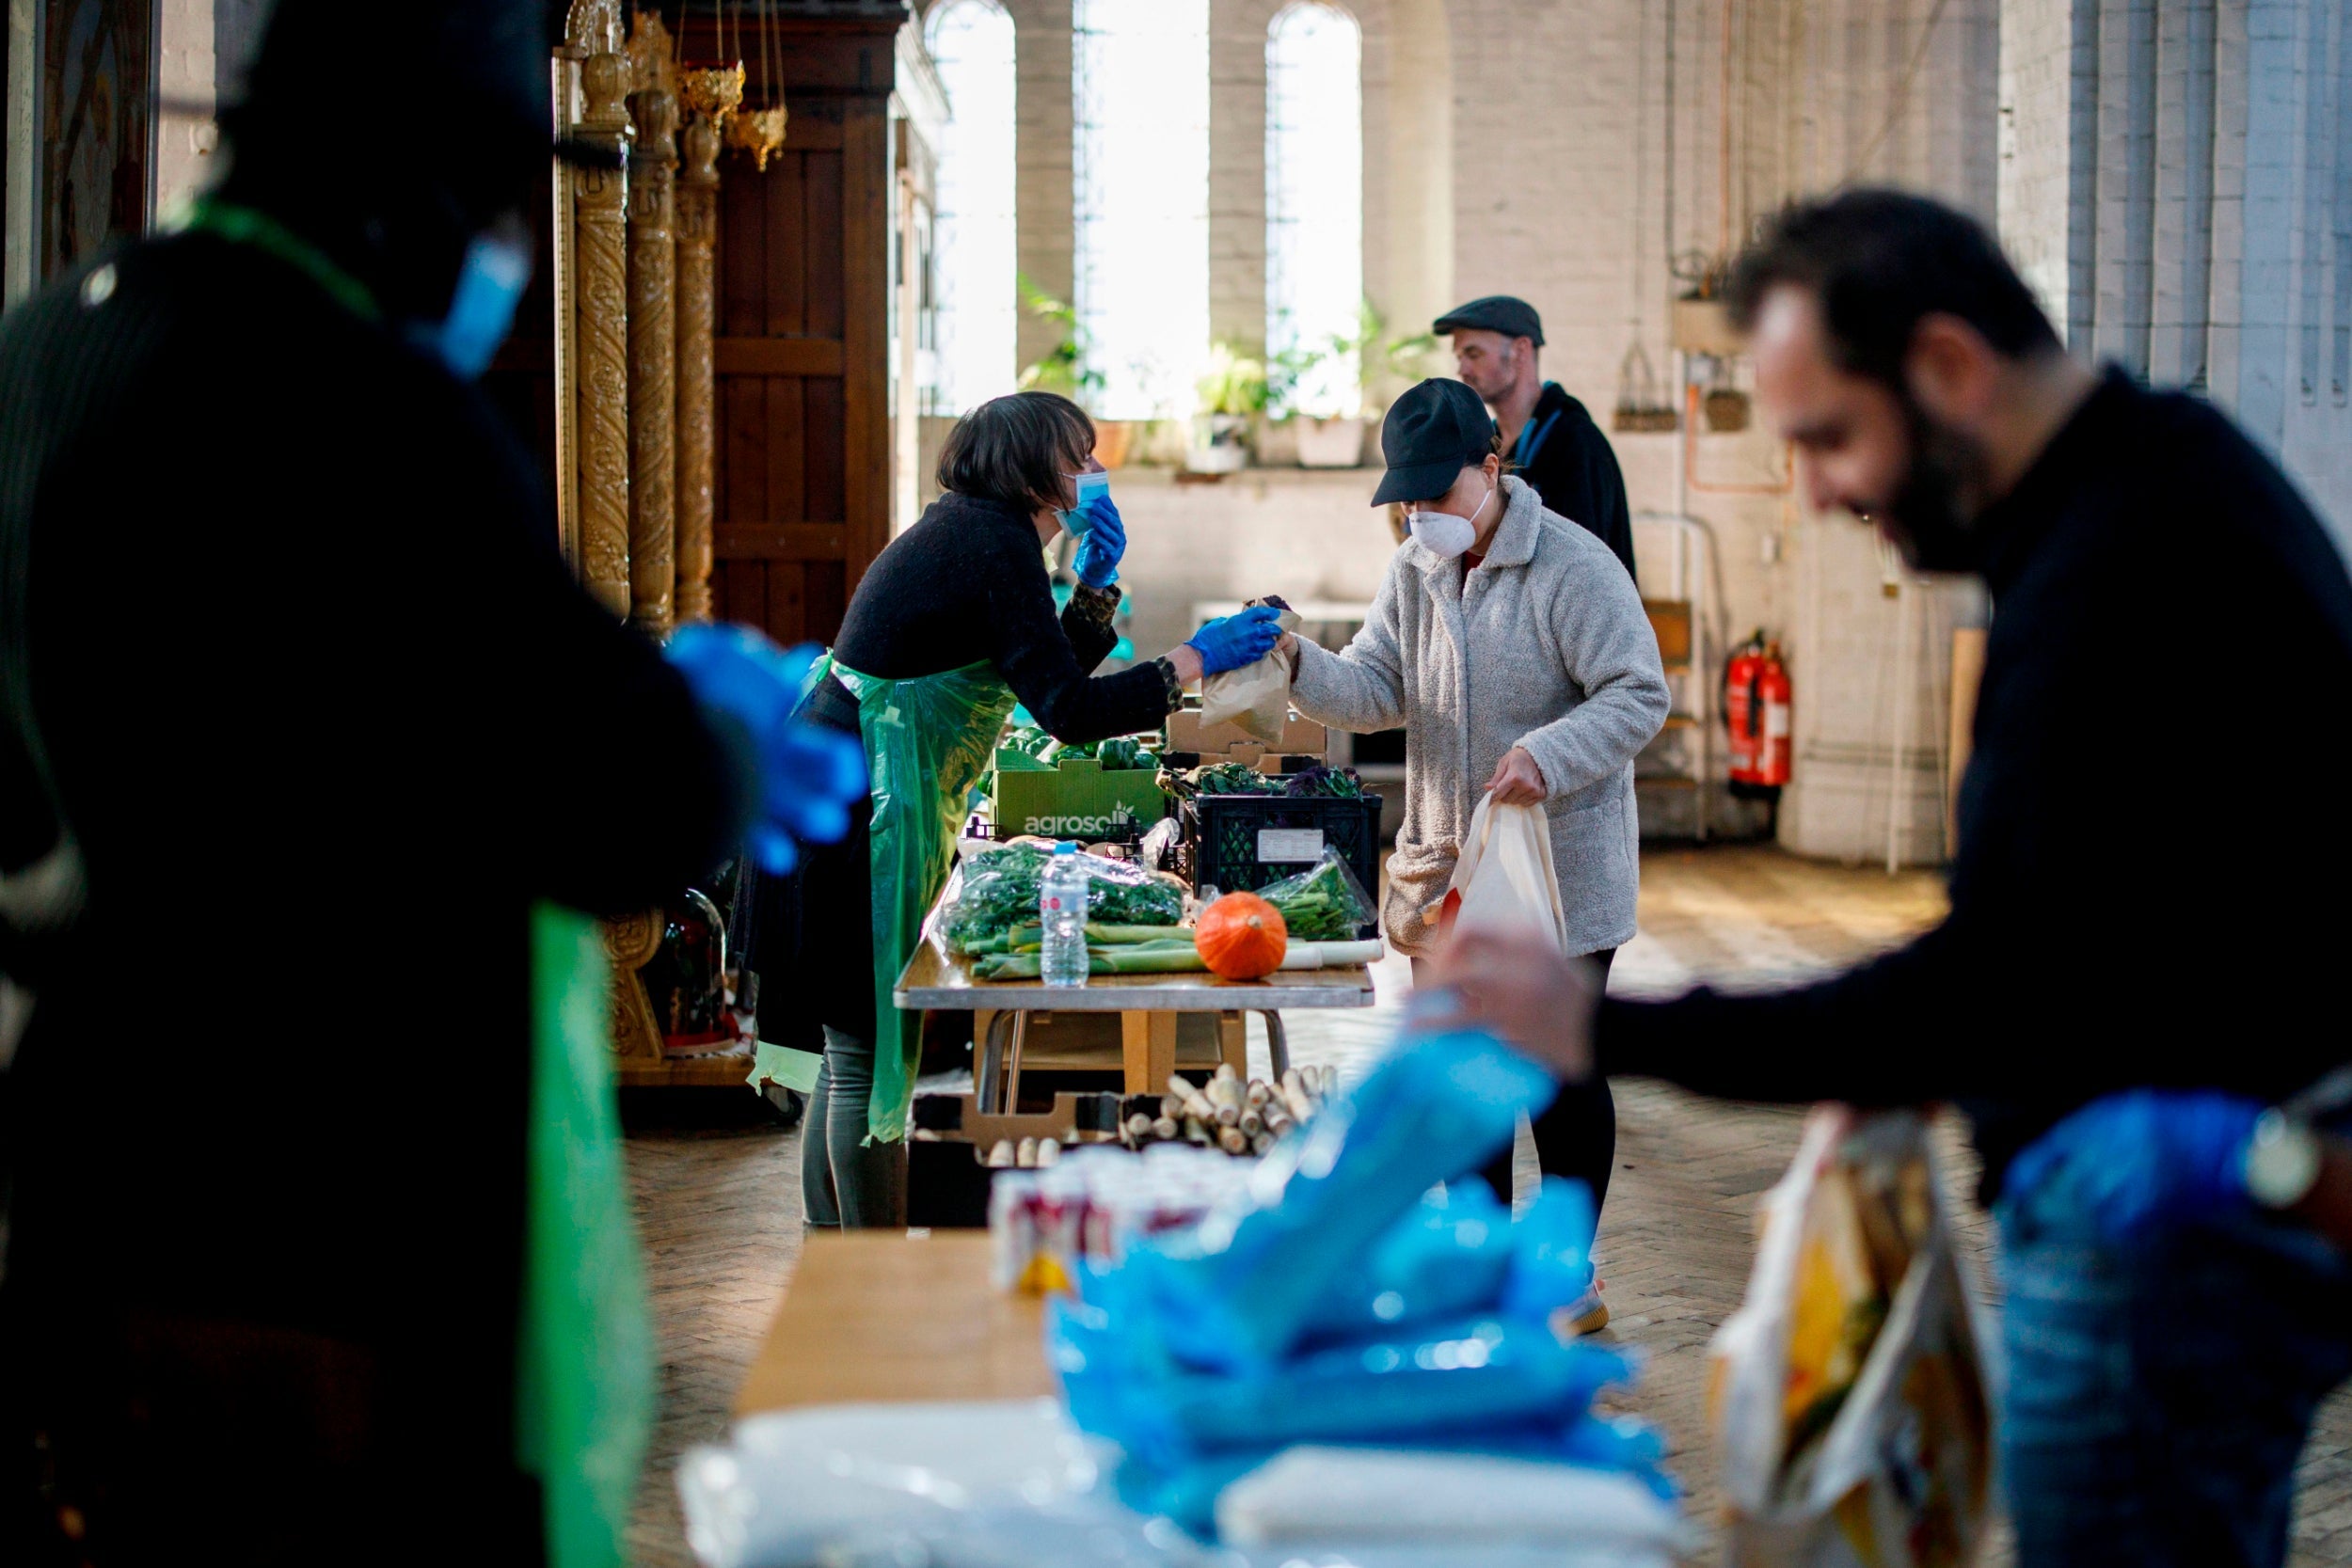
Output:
[896, 923, 1375, 1111]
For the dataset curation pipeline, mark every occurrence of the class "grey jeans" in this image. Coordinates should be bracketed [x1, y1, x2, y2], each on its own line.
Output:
[802, 1026, 908, 1229]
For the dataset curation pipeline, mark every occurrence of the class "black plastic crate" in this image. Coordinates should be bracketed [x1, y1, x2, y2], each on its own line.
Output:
[1182, 792, 1383, 914]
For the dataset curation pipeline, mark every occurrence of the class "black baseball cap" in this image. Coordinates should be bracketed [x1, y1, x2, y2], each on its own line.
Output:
[1432, 294, 1545, 346]
[1371, 379, 1494, 507]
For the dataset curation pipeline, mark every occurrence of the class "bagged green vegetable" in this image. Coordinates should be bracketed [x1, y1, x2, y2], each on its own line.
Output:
[1256, 848, 1377, 942]
[943, 842, 1184, 954]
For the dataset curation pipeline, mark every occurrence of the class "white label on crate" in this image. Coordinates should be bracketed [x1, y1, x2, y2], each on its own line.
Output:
[1258, 828, 1327, 863]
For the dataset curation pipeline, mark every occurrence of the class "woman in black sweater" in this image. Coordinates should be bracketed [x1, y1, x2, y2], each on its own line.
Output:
[771, 392, 1283, 1227]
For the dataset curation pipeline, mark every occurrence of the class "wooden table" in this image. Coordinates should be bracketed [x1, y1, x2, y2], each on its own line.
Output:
[736, 1232, 1052, 1417]
[896, 926, 1375, 1110]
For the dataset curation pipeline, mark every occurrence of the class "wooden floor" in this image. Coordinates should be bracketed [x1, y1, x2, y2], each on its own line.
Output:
[622, 843, 2352, 1566]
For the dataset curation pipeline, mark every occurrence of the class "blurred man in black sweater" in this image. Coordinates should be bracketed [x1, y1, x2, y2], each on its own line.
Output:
[1434, 190, 2352, 1568]
[0, 4, 856, 1563]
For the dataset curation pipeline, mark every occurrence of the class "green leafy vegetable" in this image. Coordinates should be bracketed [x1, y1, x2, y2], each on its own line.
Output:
[1256, 850, 1376, 942]
[1159, 761, 1282, 800]
[975, 947, 1208, 981]
[943, 843, 1184, 954]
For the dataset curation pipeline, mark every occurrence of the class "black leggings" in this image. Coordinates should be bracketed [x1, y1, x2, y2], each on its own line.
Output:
[1416, 949, 1617, 1217]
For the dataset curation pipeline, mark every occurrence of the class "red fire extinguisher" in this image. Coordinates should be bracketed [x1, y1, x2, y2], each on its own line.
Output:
[1725, 632, 1791, 799]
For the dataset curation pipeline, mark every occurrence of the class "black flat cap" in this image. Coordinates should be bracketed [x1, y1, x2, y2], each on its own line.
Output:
[1371, 379, 1494, 507]
[1433, 294, 1545, 346]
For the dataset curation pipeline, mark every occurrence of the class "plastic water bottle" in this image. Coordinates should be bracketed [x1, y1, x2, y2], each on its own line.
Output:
[1040, 842, 1091, 988]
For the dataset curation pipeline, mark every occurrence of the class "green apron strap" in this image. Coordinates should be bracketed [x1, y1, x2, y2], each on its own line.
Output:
[517, 902, 655, 1568]
[171, 198, 383, 325]
[833, 658, 1018, 1142]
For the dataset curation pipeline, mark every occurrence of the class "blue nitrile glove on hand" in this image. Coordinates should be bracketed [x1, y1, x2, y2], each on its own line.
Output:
[1185, 604, 1285, 675]
[2001, 1088, 2264, 1243]
[665, 623, 868, 876]
[1072, 495, 1126, 589]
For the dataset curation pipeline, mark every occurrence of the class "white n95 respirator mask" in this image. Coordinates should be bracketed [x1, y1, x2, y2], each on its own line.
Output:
[1406, 480, 1493, 561]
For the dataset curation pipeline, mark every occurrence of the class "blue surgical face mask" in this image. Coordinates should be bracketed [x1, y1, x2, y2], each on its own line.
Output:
[1057, 469, 1111, 536]
[417, 232, 532, 380]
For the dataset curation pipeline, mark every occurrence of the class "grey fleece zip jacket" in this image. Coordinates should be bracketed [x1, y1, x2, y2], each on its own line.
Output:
[1290, 475, 1669, 956]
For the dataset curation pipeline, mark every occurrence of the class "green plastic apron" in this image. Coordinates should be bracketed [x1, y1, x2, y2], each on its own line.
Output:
[518, 903, 653, 1568]
[811, 656, 1016, 1142]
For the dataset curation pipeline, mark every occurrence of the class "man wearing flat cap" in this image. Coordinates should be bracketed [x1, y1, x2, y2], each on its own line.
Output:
[1437, 295, 1636, 577]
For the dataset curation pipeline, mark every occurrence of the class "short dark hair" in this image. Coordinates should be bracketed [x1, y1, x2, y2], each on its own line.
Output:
[936, 391, 1096, 514]
[1726, 189, 2060, 388]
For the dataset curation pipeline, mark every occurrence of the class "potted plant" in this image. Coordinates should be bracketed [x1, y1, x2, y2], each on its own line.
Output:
[1189, 341, 1266, 474]
[1266, 304, 1431, 468]
[1016, 278, 1123, 464]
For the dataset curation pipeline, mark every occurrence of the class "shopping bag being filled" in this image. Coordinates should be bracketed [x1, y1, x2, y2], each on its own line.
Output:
[1198, 597, 1303, 745]
[1708, 1108, 1994, 1568]
[1437, 792, 1566, 951]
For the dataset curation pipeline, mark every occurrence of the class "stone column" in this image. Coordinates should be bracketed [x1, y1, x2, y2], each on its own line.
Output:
[675, 67, 740, 626]
[626, 14, 680, 638]
[568, 1, 634, 622]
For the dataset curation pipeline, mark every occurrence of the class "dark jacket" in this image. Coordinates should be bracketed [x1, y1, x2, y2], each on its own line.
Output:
[1597, 369, 2352, 1198]
[1508, 383, 1635, 578]
[0, 230, 746, 1560]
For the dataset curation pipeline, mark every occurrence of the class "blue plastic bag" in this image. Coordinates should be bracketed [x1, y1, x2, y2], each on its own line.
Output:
[1299, 1177, 1515, 1342]
[1503, 1177, 1598, 1324]
[1109, 1031, 1558, 1371]
[1055, 1300, 1632, 1470]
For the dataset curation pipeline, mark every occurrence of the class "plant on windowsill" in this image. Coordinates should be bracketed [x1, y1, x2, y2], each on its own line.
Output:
[1188, 341, 1267, 476]
[1016, 277, 1127, 464]
[1265, 303, 1430, 468]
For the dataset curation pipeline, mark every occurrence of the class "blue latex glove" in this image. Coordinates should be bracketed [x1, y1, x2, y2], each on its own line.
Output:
[1072, 495, 1125, 589]
[665, 623, 868, 875]
[1185, 604, 1285, 675]
[2000, 1088, 2263, 1242]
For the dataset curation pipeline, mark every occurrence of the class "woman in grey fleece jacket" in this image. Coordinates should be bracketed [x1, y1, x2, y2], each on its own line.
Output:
[1279, 422, 1667, 1254]
[1282, 471, 1669, 958]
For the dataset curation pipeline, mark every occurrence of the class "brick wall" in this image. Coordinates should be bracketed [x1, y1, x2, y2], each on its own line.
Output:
[152, 0, 218, 222]
[1999, 0, 2352, 540]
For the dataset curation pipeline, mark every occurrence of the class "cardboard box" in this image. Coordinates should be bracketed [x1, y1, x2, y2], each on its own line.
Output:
[1165, 707, 1327, 759]
[988, 752, 1168, 840]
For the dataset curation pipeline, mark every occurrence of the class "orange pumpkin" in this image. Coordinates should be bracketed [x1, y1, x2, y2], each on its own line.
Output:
[1197, 892, 1289, 980]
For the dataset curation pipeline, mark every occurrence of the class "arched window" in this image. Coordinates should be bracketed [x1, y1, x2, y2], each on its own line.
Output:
[1265, 2, 1362, 418]
[1073, 0, 1211, 418]
[926, 0, 1018, 414]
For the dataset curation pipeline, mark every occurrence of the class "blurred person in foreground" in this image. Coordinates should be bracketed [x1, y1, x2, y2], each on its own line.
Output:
[0, 3, 859, 1564]
[1428, 189, 2352, 1568]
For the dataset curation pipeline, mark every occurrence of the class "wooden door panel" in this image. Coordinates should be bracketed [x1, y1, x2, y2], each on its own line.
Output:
[690, 12, 898, 650]
[764, 562, 809, 646]
[764, 151, 809, 336]
[763, 377, 808, 525]
[721, 560, 768, 627]
[721, 168, 769, 338]
[801, 152, 847, 340]
[803, 379, 847, 525]
[722, 377, 768, 524]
